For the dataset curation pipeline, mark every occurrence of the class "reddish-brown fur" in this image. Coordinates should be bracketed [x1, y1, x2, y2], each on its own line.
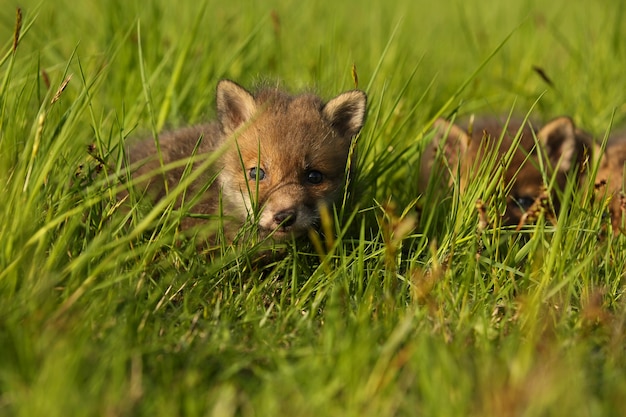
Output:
[595, 130, 626, 232]
[420, 116, 594, 226]
[126, 80, 367, 243]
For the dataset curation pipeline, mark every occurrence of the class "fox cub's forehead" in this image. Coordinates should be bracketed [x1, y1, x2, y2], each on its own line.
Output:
[266, 95, 327, 125]
[251, 101, 334, 143]
[257, 90, 323, 109]
[470, 123, 535, 152]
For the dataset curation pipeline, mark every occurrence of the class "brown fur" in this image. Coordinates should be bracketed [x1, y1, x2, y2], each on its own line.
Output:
[420, 116, 594, 226]
[126, 80, 367, 243]
[595, 130, 626, 232]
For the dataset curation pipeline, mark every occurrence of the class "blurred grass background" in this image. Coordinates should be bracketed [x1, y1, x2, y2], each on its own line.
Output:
[1, 0, 626, 416]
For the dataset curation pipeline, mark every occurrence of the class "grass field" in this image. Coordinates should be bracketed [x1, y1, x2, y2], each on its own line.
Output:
[1, 0, 626, 415]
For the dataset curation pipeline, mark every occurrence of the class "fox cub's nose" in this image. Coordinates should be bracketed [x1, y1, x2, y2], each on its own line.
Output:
[274, 210, 296, 228]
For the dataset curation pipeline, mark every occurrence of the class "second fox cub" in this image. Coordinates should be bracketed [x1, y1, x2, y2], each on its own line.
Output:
[127, 80, 367, 242]
[420, 116, 593, 226]
[595, 130, 626, 232]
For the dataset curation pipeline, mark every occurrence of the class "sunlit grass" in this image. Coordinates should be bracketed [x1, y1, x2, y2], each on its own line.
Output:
[1, 0, 626, 416]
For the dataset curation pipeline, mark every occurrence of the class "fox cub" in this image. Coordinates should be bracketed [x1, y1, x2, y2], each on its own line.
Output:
[127, 80, 367, 242]
[596, 130, 626, 232]
[420, 116, 593, 226]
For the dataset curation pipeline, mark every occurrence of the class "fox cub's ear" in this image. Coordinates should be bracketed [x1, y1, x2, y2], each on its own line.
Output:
[537, 116, 591, 172]
[432, 118, 470, 170]
[216, 80, 257, 135]
[322, 90, 367, 138]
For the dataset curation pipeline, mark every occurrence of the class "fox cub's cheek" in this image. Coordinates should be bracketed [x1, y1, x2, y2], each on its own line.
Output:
[307, 179, 343, 201]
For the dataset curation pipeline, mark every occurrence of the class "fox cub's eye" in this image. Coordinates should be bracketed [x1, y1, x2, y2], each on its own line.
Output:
[249, 167, 266, 181]
[514, 196, 535, 211]
[305, 170, 323, 184]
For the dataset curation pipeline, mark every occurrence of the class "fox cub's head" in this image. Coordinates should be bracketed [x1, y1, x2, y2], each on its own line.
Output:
[422, 116, 593, 226]
[595, 132, 626, 233]
[216, 80, 367, 240]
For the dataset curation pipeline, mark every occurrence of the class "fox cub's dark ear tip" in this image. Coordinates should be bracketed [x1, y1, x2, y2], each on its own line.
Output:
[434, 118, 450, 128]
[433, 118, 461, 138]
[538, 116, 587, 171]
[538, 116, 576, 145]
[216, 79, 253, 101]
[215, 79, 248, 98]
[216, 79, 237, 88]
[323, 90, 368, 138]
[432, 118, 469, 148]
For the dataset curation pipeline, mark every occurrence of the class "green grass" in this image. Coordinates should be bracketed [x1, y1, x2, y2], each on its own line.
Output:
[2, 0, 626, 415]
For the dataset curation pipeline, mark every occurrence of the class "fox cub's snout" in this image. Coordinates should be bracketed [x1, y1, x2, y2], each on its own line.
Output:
[127, 80, 367, 242]
[421, 116, 593, 226]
